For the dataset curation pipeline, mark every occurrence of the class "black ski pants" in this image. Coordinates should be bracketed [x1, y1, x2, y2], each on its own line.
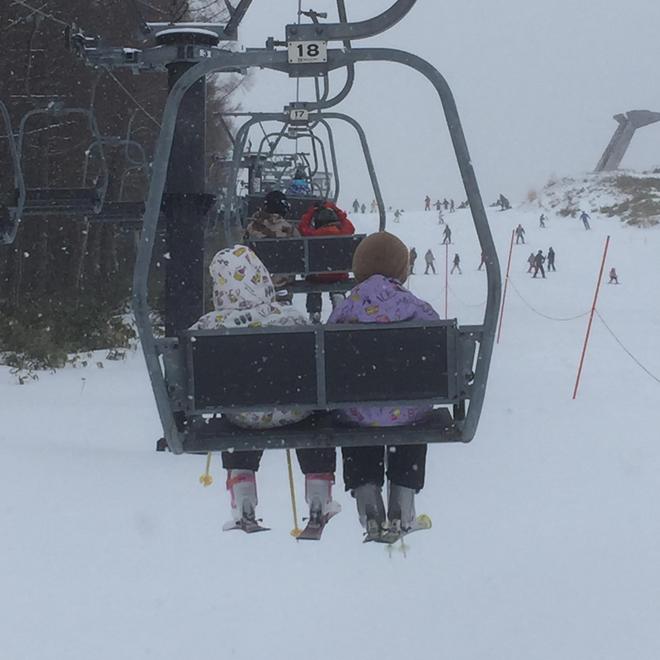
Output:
[342, 444, 427, 492]
[223, 448, 336, 474]
[532, 264, 546, 278]
[424, 262, 436, 274]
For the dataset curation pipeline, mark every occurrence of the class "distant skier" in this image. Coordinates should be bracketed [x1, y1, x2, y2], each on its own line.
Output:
[424, 249, 436, 274]
[547, 246, 556, 271]
[442, 225, 452, 244]
[434, 199, 442, 211]
[532, 250, 546, 279]
[409, 247, 418, 275]
[450, 253, 462, 274]
[515, 224, 526, 244]
[498, 194, 511, 211]
[608, 267, 619, 284]
[450, 199, 455, 213]
[526, 252, 535, 273]
[394, 209, 401, 223]
[580, 211, 591, 230]
[370, 199, 377, 213]
[539, 213, 547, 228]
[437, 208, 445, 225]
[352, 199, 360, 214]
[361, 203, 366, 214]
[424, 195, 431, 211]
[478, 251, 487, 270]
[443, 198, 449, 211]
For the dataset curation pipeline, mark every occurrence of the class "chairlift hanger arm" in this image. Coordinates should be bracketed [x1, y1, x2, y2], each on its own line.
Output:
[223, 0, 255, 39]
[286, 0, 416, 42]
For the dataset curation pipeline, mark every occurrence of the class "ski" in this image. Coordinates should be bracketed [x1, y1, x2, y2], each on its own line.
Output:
[296, 504, 341, 541]
[363, 514, 432, 545]
[222, 517, 270, 534]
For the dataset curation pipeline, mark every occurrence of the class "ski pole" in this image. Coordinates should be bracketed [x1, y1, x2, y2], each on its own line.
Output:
[199, 452, 214, 487]
[286, 449, 302, 537]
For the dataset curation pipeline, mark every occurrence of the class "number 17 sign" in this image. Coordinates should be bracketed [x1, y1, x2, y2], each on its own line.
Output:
[288, 41, 328, 64]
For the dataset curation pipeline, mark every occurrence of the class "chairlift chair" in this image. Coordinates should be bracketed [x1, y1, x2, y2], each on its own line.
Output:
[130, 0, 501, 455]
[12, 103, 110, 220]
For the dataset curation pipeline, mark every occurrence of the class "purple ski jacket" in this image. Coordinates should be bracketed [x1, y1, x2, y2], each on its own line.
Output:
[327, 274, 440, 427]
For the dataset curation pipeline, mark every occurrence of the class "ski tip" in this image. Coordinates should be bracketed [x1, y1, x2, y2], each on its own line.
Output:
[417, 514, 432, 529]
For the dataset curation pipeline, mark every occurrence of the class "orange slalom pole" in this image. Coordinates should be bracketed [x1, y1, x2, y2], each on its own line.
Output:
[572, 235, 610, 399]
[444, 242, 449, 319]
[496, 229, 515, 344]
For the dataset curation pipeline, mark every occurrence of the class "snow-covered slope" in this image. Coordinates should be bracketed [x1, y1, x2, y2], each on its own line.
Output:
[529, 170, 660, 227]
[2, 205, 660, 660]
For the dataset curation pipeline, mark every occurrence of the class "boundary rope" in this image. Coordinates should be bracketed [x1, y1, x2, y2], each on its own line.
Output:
[507, 276, 590, 322]
[595, 310, 660, 385]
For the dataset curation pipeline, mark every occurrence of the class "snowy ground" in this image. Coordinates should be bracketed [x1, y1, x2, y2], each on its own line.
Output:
[2, 205, 660, 660]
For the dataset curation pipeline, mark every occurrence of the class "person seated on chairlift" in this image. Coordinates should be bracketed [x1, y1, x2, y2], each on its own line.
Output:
[327, 231, 440, 540]
[244, 190, 298, 302]
[191, 245, 340, 532]
[298, 200, 356, 320]
[286, 167, 312, 196]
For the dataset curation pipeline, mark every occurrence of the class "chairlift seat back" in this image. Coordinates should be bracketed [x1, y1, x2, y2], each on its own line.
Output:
[183, 321, 460, 415]
[246, 234, 365, 276]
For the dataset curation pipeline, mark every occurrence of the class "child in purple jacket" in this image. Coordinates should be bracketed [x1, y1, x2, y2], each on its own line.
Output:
[328, 231, 440, 539]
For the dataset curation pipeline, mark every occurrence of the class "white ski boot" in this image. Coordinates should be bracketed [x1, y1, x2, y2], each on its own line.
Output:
[387, 483, 417, 531]
[353, 483, 386, 541]
[222, 469, 269, 533]
[297, 473, 342, 540]
[383, 482, 431, 543]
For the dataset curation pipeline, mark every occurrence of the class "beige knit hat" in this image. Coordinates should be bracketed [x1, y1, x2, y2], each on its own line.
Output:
[352, 231, 410, 284]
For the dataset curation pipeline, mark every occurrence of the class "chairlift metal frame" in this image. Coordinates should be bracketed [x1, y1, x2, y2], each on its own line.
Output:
[132, 1, 501, 454]
[0, 101, 26, 245]
[13, 103, 110, 219]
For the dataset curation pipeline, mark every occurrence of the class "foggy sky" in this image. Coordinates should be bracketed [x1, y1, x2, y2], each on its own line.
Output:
[233, 1, 660, 210]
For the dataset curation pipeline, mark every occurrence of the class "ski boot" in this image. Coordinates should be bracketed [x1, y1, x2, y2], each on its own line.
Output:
[388, 483, 416, 530]
[222, 469, 269, 534]
[297, 473, 342, 540]
[353, 483, 387, 542]
[383, 482, 431, 543]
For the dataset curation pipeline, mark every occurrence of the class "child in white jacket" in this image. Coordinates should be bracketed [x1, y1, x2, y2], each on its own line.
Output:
[192, 245, 339, 533]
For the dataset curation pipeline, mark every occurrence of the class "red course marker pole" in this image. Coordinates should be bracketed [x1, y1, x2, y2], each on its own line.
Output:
[572, 235, 610, 400]
[496, 229, 515, 344]
[444, 241, 449, 319]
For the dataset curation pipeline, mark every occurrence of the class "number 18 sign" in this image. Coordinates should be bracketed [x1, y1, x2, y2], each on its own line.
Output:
[288, 40, 328, 64]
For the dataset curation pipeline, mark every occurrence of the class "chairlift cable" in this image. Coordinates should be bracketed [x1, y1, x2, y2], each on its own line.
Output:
[1, 1, 50, 32]
[104, 69, 162, 129]
[10, 0, 70, 28]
